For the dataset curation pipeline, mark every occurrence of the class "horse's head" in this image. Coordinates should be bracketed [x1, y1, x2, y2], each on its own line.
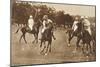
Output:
[47, 22, 53, 30]
[76, 21, 84, 32]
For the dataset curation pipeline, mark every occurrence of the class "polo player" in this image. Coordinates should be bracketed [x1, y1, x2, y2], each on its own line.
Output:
[71, 16, 80, 36]
[81, 16, 92, 35]
[28, 15, 35, 31]
[40, 15, 56, 40]
[41, 15, 52, 33]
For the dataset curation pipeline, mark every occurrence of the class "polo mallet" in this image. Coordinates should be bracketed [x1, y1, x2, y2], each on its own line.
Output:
[34, 8, 41, 20]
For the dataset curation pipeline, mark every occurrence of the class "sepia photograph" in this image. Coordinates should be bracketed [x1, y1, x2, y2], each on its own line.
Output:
[11, 0, 96, 66]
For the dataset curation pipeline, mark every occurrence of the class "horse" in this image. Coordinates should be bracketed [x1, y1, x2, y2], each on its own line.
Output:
[40, 22, 54, 55]
[66, 21, 83, 48]
[66, 20, 95, 55]
[82, 24, 96, 55]
[15, 21, 41, 44]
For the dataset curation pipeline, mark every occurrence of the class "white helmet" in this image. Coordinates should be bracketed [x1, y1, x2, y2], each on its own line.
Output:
[85, 16, 88, 19]
[75, 16, 79, 20]
[30, 15, 33, 18]
[81, 16, 84, 19]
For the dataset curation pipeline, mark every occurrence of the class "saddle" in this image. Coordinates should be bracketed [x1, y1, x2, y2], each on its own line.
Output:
[25, 25, 37, 33]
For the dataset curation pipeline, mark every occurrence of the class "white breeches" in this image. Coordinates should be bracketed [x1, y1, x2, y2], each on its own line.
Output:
[28, 19, 34, 30]
[85, 27, 92, 35]
[41, 27, 47, 33]
[28, 24, 33, 30]
[73, 25, 78, 31]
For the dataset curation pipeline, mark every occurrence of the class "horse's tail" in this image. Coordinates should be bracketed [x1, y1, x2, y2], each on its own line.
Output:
[15, 27, 21, 34]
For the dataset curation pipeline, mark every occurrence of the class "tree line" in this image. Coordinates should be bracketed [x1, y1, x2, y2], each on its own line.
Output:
[11, 2, 95, 28]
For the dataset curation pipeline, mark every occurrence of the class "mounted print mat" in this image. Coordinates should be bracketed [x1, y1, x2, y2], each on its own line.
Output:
[11, 0, 96, 66]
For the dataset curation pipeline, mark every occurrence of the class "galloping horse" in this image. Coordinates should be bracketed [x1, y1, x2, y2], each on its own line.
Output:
[66, 21, 83, 48]
[66, 20, 95, 55]
[40, 22, 54, 55]
[16, 21, 41, 44]
[82, 24, 96, 55]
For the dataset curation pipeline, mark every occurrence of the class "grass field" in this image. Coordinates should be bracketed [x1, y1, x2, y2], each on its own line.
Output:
[11, 24, 96, 66]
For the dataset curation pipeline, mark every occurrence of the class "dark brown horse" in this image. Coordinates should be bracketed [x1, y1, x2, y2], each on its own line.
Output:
[40, 22, 55, 55]
[66, 22, 83, 48]
[82, 24, 96, 55]
[66, 21, 95, 55]
[16, 21, 41, 44]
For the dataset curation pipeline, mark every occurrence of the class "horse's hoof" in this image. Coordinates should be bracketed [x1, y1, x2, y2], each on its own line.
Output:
[68, 44, 70, 47]
[44, 53, 47, 56]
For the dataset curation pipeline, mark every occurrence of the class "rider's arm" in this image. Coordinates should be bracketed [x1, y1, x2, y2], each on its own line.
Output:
[48, 19, 53, 23]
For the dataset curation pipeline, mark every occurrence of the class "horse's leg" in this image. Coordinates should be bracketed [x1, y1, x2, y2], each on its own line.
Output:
[19, 28, 24, 43]
[15, 27, 21, 34]
[85, 43, 89, 55]
[40, 41, 46, 55]
[23, 33, 27, 44]
[18, 24, 19, 27]
[49, 40, 52, 52]
[91, 37, 96, 53]
[82, 43, 85, 54]
[19, 34, 23, 43]
[32, 33, 38, 44]
[68, 33, 73, 46]
[93, 40, 96, 53]
[32, 34, 35, 44]
[35, 27, 39, 43]
[43, 41, 45, 45]
[36, 33, 38, 43]
[89, 42, 92, 54]
[76, 37, 81, 49]
[52, 32, 56, 40]
[40, 39, 43, 47]
[44, 41, 50, 55]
